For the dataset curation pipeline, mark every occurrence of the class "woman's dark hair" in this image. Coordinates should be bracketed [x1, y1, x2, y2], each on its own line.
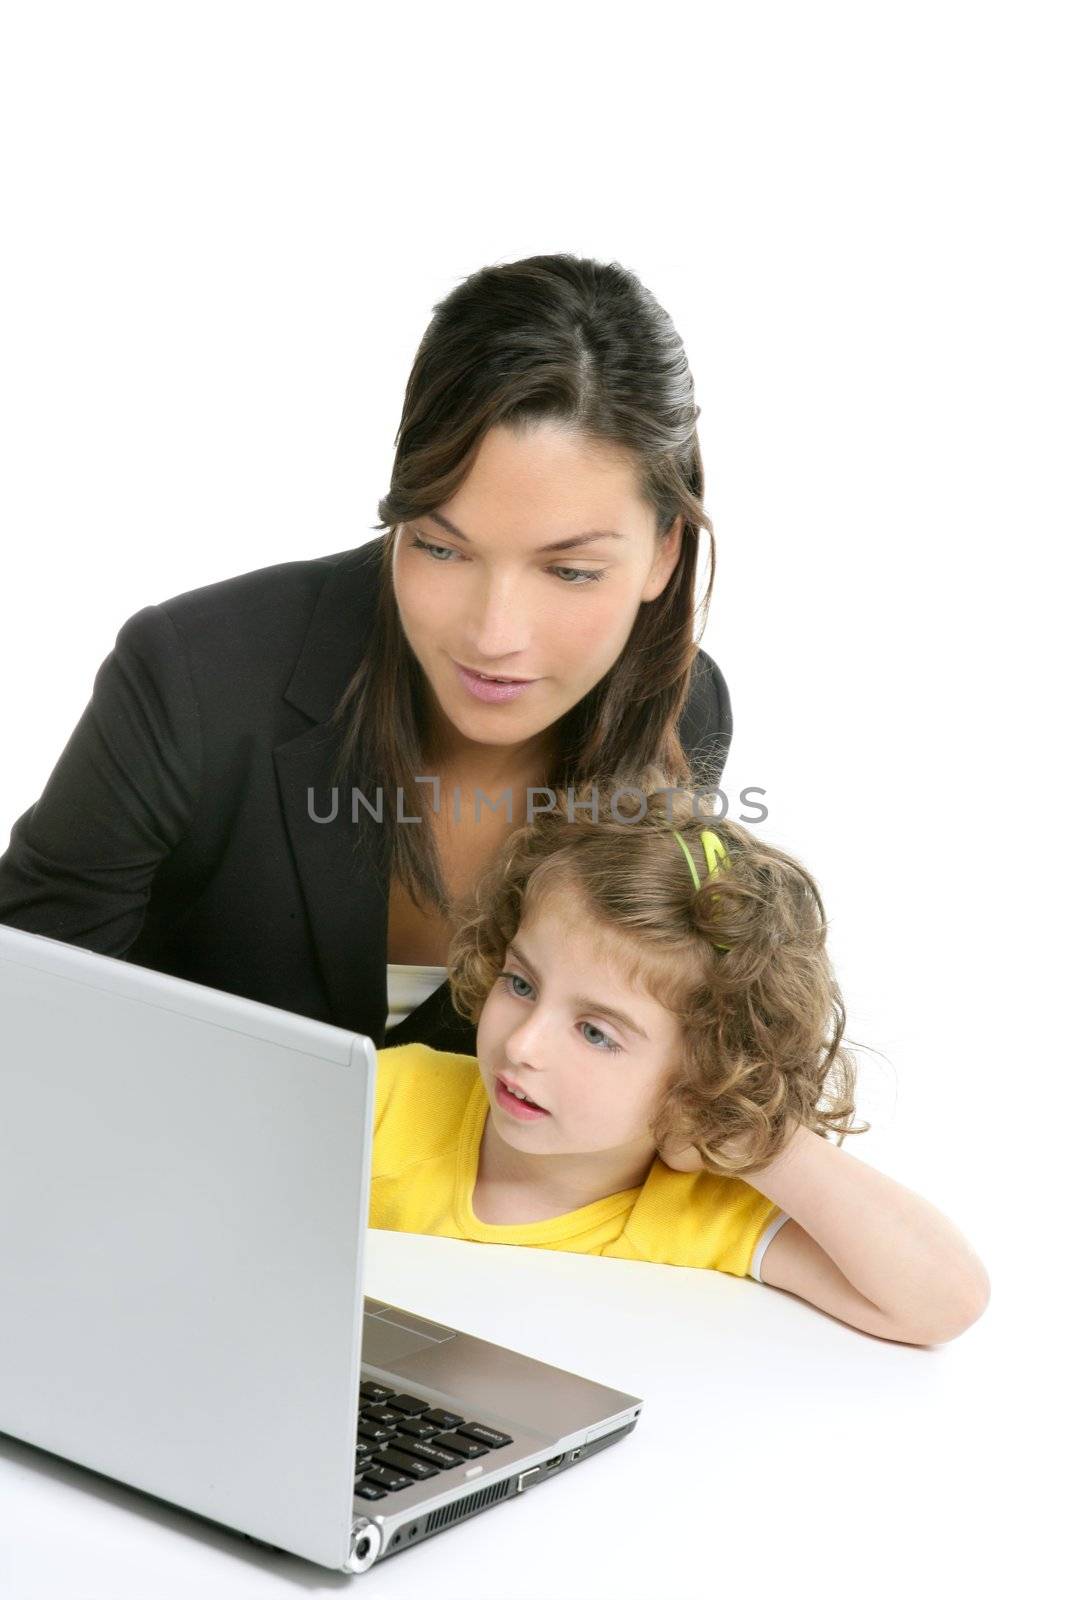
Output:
[330, 253, 721, 919]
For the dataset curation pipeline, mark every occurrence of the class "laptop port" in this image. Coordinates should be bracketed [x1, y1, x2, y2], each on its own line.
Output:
[544, 1454, 564, 1469]
[348, 1519, 382, 1571]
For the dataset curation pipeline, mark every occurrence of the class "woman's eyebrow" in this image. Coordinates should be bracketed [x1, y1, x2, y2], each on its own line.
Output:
[506, 941, 648, 1039]
[426, 509, 625, 555]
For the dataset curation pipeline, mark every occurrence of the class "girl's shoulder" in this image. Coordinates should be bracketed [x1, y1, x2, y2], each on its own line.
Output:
[374, 1043, 481, 1138]
[621, 1157, 784, 1279]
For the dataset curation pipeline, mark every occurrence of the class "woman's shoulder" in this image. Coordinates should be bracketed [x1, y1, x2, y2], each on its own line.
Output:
[114, 536, 389, 717]
[156, 537, 385, 642]
[679, 646, 733, 780]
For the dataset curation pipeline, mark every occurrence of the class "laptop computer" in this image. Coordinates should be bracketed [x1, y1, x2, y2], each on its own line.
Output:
[0, 923, 643, 1574]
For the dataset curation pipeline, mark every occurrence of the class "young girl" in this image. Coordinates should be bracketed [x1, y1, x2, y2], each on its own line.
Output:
[370, 771, 990, 1346]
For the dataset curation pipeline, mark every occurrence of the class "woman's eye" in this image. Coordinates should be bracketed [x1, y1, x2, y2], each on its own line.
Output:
[552, 566, 605, 586]
[410, 534, 456, 562]
[499, 971, 621, 1053]
[411, 533, 604, 586]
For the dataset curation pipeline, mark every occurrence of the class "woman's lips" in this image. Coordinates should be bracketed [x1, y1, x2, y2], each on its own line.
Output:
[494, 1077, 550, 1120]
[454, 661, 538, 704]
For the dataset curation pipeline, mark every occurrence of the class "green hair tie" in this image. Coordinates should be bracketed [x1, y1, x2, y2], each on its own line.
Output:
[672, 827, 730, 951]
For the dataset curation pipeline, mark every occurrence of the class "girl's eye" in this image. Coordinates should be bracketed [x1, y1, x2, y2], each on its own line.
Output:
[410, 533, 605, 586]
[497, 970, 622, 1053]
[578, 1020, 622, 1054]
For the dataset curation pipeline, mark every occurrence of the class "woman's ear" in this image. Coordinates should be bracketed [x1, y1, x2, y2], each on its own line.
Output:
[641, 514, 684, 603]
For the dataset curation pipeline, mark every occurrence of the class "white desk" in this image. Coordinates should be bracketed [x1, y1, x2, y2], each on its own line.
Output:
[0, 1228, 1044, 1599]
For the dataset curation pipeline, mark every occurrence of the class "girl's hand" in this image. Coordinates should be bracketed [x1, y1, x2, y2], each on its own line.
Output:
[657, 1131, 753, 1173]
[656, 1138, 705, 1173]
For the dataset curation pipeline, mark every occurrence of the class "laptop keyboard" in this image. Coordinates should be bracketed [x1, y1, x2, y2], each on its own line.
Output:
[354, 1378, 514, 1502]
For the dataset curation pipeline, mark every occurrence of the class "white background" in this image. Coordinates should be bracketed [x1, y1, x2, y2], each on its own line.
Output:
[0, 3, 1062, 1595]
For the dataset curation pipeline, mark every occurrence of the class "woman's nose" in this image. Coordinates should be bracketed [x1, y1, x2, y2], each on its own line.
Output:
[463, 577, 532, 657]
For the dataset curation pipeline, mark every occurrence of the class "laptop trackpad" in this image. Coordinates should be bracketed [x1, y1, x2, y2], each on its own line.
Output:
[362, 1307, 457, 1366]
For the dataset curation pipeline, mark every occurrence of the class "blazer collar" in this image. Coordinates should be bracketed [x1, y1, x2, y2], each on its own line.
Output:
[282, 536, 387, 724]
[273, 535, 395, 1036]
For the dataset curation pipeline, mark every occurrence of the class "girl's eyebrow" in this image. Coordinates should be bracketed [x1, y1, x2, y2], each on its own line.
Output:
[506, 941, 648, 1040]
[426, 509, 625, 555]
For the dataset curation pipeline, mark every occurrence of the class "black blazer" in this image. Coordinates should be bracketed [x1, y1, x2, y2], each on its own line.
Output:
[0, 538, 733, 1056]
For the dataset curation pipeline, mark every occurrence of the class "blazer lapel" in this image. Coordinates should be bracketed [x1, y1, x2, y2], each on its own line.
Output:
[273, 541, 391, 1035]
[273, 721, 389, 1035]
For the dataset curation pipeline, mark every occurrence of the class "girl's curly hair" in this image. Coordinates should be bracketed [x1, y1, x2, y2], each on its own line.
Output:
[446, 761, 870, 1179]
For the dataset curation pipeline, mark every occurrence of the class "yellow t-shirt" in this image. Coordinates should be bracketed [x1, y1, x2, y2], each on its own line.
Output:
[371, 1043, 790, 1282]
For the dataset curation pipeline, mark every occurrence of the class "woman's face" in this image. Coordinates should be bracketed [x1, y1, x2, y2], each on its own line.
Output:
[391, 423, 682, 767]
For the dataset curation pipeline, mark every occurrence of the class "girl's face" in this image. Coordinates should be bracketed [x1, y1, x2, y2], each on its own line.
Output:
[475, 884, 683, 1163]
[392, 422, 681, 767]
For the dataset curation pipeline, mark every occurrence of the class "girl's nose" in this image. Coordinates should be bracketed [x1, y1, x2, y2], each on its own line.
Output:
[505, 1010, 552, 1069]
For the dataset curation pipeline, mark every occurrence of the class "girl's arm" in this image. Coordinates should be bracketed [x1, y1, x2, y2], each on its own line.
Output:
[748, 1126, 990, 1345]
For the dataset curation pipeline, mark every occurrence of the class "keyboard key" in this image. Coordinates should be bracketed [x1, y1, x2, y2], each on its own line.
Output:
[361, 1404, 403, 1425]
[363, 1464, 413, 1493]
[372, 1448, 440, 1481]
[432, 1432, 488, 1460]
[354, 1480, 388, 1501]
[397, 1438, 463, 1470]
[358, 1421, 397, 1445]
[359, 1381, 396, 1404]
[386, 1393, 431, 1416]
[396, 1416, 439, 1442]
[423, 1408, 464, 1430]
[457, 1422, 514, 1449]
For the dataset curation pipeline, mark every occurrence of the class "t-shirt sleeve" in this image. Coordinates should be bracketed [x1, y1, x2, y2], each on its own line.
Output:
[748, 1209, 792, 1282]
[0, 604, 202, 955]
[618, 1160, 790, 1280]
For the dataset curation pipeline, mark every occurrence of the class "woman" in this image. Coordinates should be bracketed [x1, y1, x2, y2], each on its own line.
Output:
[0, 254, 733, 1056]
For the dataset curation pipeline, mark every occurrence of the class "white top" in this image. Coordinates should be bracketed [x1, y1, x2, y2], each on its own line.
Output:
[384, 962, 449, 1033]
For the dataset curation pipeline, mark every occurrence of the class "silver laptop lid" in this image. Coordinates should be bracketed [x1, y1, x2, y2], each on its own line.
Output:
[0, 924, 372, 1571]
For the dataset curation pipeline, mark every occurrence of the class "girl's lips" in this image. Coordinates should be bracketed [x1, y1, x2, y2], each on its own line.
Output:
[454, 661, 538, 705]
[494, 1077, 550, 1121]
